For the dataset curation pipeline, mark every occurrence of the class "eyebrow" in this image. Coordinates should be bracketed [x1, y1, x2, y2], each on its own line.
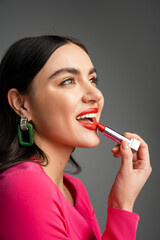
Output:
[48, 67, 97, 79]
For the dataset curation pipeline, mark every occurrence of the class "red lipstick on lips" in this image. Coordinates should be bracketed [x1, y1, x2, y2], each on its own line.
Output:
[76, 108, 98, 130]
[76, 108, 98, 117]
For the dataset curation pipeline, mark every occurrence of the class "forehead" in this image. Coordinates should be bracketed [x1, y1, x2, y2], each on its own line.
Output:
[44, 43, 94, 70]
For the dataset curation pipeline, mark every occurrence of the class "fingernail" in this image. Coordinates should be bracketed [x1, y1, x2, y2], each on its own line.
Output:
[122, 141, 129, 150]
[112, 146, 117, 151]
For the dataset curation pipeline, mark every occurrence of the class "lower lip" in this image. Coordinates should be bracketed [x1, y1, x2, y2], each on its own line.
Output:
[77, 117, 98, 130]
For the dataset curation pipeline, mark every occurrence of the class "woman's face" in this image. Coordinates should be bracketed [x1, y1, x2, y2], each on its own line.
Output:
[27, 43, 104, 148]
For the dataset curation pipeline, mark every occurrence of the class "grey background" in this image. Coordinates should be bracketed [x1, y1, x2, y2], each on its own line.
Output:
[0, 0, 159, 239]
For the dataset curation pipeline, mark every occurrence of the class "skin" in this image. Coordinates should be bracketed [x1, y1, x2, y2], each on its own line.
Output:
[8, 43, 152, 210]
[110, 134, 152, 211]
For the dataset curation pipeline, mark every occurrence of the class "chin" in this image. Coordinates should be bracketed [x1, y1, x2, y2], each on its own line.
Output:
[77, 136, 100, 148]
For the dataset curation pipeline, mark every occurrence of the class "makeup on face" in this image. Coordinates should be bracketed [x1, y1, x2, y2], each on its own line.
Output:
[97, 123, 140, 151]
[30, 43, 104, 150]
[76, 108, 98, 130]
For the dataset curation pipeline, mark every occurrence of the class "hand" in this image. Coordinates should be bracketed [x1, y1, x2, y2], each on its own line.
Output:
[108, 133, 152, 212]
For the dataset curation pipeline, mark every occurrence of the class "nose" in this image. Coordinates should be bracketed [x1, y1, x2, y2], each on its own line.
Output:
[82, 84, 103, 104]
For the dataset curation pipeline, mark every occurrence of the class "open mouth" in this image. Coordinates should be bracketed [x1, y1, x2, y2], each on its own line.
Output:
[76, 114, 98, 130]
[76, 113, 96, 123]
[76, 108, 98, 130]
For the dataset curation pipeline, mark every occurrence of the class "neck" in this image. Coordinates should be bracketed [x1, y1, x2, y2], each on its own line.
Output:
[34, 136, 74, 189]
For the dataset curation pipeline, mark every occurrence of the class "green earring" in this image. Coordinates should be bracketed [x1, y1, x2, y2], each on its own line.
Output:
[18, 117, 33, 146]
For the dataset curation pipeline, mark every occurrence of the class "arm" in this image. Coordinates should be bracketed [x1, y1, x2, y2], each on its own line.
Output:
[109, 133, 152, 212]
[101, 133, 151, 239]
[102, 207, 139, 240]
[72, 173, 140, 240]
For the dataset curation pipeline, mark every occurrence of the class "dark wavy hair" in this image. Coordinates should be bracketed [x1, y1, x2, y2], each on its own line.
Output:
[0, 35, 88, 174]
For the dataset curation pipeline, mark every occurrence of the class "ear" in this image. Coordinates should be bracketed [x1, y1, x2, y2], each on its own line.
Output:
[7, 88, 32, 121]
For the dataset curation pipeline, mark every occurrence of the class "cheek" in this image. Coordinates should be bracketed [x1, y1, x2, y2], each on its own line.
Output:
[97, 95, 104, 119]
[52, 92, 78, 123]
[56, 92, 77, 112]
[100, 96, 104, 110]
[30, 89, 78, 132]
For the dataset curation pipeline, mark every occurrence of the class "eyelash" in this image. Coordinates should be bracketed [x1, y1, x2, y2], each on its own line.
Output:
[89, 77, 98, 85]
[60, 77, 98, 86]
[60, 78, 75, 85]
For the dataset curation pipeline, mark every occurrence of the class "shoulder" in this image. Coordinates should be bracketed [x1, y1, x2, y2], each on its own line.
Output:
[0, 161, 43, 177]
[0, 161, 64, 221]
[0, 162, 68, 238]
[0, 161, 45, 183]
[0, 161, 59, 201]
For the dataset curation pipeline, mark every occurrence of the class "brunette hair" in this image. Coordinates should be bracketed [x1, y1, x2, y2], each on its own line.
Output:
[0, 35, 87, 173]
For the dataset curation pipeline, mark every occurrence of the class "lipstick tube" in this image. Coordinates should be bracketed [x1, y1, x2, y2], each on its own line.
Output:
[97, 123, 140, 151]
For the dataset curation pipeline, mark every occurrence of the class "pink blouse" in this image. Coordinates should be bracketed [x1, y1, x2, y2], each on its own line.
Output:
[0, 161, 139, 239]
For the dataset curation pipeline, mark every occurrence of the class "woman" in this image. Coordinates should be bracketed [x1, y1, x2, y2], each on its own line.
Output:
[0, 35, 151, 239]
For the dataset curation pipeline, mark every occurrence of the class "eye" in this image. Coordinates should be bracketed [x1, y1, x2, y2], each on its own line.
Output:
[89, 77, 98, 85]
[60, 77, 75, 85]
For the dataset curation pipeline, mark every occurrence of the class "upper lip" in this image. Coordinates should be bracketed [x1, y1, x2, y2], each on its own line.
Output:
[76, 108, 98, 118]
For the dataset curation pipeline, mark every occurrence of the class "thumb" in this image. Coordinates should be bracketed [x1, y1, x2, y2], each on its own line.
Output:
[120, 141, 133, 170]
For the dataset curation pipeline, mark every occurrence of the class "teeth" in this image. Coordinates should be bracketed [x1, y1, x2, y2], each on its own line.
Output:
[76, 113, 96, 120]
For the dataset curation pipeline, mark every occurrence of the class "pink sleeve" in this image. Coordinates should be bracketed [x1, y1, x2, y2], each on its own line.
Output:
[0, 170, 70, 240]
[73, 177, 140, 240]
[102, 207, 140, 240]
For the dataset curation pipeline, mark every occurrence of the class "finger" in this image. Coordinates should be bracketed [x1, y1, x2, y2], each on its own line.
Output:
[133, 160, 146, 170]
[133, 151, 138, 162]
[113, 153, 121, 158]
[112, 144, 120, 153]
[124, 132, 147, 149]
[112, 143, 137, 161]
[124, 132, 150, 165]
[120, 140, 133, 170]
